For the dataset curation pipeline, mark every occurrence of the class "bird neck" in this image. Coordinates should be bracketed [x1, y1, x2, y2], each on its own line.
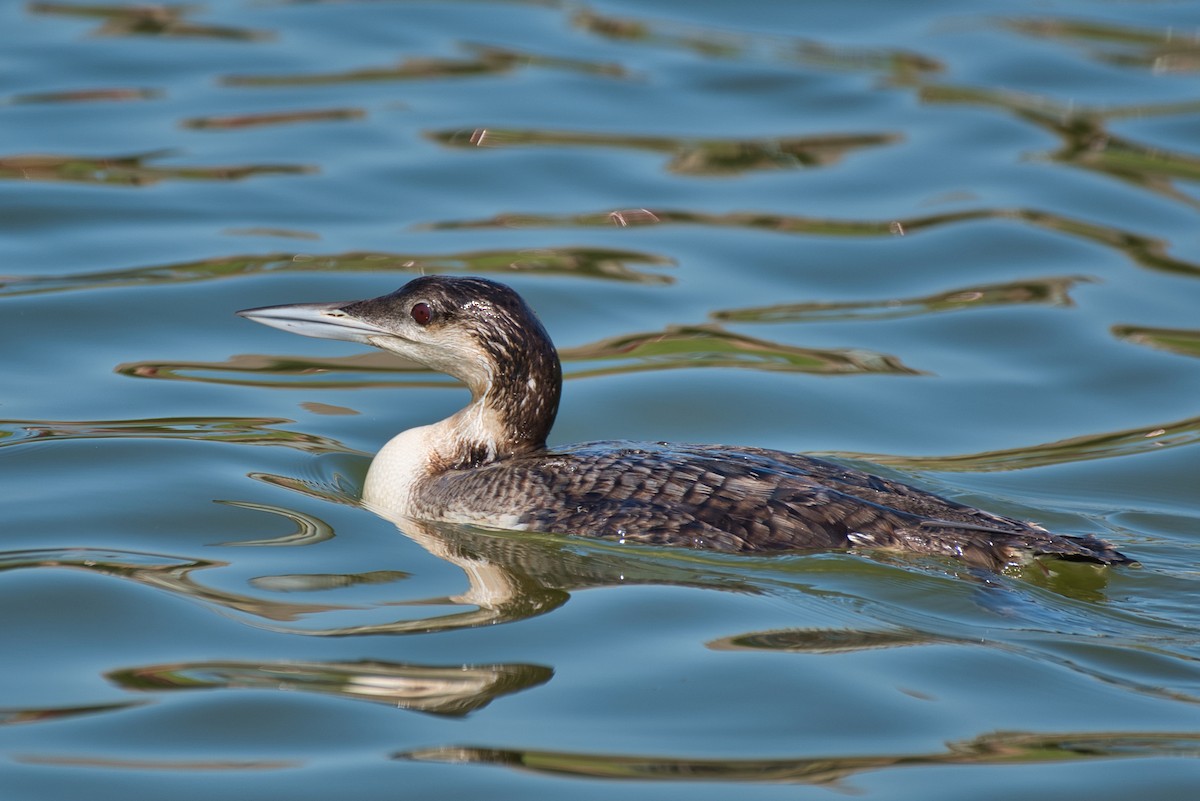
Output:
[439, 342, 562, 469]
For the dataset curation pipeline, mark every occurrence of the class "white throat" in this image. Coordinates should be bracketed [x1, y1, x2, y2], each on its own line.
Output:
[361, 402, 508, 517]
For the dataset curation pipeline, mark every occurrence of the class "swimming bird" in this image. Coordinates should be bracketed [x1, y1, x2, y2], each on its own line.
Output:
[237, 276, 1132, 570]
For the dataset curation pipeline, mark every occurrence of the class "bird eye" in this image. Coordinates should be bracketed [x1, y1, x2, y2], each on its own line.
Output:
[410, 302, 433, 326]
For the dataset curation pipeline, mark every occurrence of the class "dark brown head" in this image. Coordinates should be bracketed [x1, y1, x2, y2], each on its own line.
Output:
[238, 276, 563, 453]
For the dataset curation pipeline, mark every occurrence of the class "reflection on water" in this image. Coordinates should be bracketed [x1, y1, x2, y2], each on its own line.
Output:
[712, 275, 1090, 323]
[0, 548, 344, 622]
[4, 87, 161, 105]
[399, 730, 1200, 785]
[420, 206, 1200, 277]
[1006, 17, 1200, 73]
[430, 128, 899, 176]
[7, 1, 1200, 798]
[213, 500, 337, 547]
[28, 1, 272, 41]
[0, 151, 313, 186]
[0, 246, 672, 298]
[834, 411, 1200, 472]
[181, 108, 366, 131]
[1113, 325, 1200, 359]
[708, 626, 962, 653]
[0, 416, 351, 455]
[572, 6, 943, 81]
[921, 86, 1200, 210]
[223, 44, 626, 87]
[108, 659, 552, 716]
[562, 325, 922, 377]
[116, 322, 919, 389]
[0, 702, 143, 728]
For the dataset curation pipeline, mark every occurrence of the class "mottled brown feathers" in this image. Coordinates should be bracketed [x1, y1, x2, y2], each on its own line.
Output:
[333, 276, 1133, 569]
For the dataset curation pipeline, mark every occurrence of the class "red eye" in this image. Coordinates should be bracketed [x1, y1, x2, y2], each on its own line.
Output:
[410, 302, 432, 326]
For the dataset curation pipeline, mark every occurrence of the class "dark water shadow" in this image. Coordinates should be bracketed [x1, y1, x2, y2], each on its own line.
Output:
[28, 2, 272, 41]
[712, 275, 1091, 324]
[428, 128, 899, 177]
[0, 150, 313, 186]
[396, 729, 1200, 786]
[107, 659, 552, 717]
[0, 247, 672, 299]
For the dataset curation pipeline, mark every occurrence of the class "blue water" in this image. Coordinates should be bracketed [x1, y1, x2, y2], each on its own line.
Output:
[3, 1, 1200, 798]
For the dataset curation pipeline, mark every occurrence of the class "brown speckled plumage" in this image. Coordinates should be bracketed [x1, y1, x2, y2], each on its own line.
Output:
[239, 276, 1133, 570]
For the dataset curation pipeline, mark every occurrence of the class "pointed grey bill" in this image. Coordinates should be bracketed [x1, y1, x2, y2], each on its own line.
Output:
[236, 301, 387, 344]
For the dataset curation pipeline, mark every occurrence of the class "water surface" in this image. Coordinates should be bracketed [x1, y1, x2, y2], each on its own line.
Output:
[3, 1, 1200, 799]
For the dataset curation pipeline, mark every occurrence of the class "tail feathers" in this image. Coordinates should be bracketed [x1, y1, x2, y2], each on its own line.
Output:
[1040, 533, 1137, 566]
[850, 521, 1135, 569]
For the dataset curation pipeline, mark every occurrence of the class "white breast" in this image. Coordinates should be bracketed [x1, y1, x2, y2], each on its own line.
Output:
[362, 424, 437, 515]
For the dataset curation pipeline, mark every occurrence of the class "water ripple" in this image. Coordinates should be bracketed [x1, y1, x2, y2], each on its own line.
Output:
[0, 247, 672, 299]
[832, 412, 1200, 472]
[107, 659, 552, 716]
[429, 128, 899, 176]
[0, 151, 313, 186]
[0, 416, 352, 455]
[28, 2, 272, 41]
[712, 275, 1091, 324]
[397, 730, 1200, 785]
[418, 206, 1200, 278]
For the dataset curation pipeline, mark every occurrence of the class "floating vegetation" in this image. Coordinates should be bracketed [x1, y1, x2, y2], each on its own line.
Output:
[4, 87, 161, 104]
[712, 276, 1092, 324]
[181, 107, 365, 130]
[0, 246, 673, 300]
[107, 659, 553, 716]
[1112, 325, 1200, 359]
[28, 2, 272, 41]
[0, 150, 312, 186]
[223, 43, 625, 87]
[429, 128, 899, 176]
[1005, 17, 1200, 73]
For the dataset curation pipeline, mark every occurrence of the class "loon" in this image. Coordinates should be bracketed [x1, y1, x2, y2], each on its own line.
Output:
[238, 275, 1132, 570]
